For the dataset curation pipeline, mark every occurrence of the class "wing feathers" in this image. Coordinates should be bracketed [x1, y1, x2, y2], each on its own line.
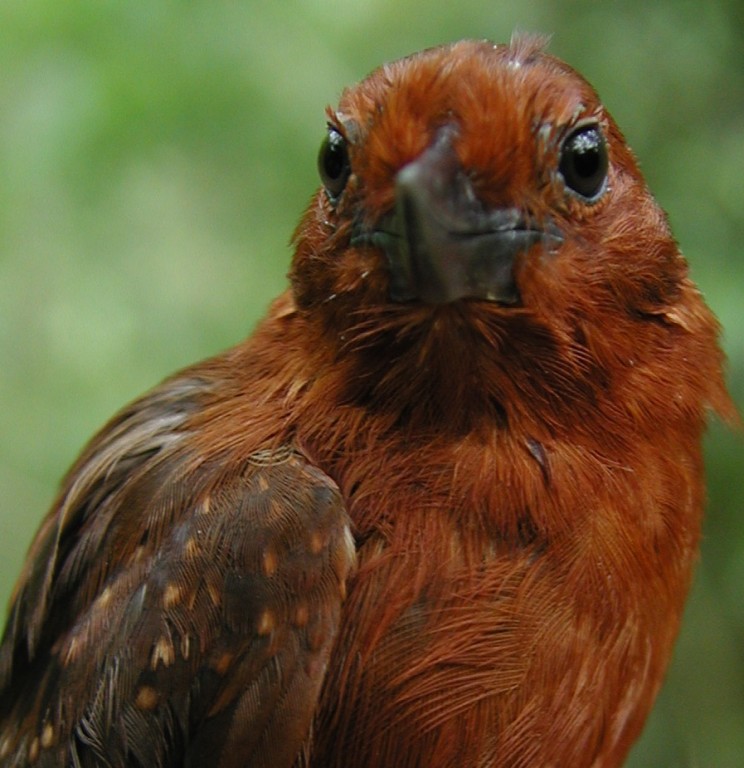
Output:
[0, 373, 355, 768]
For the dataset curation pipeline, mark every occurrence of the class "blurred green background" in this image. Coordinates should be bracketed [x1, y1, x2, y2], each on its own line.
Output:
[0, 0, 742, 764]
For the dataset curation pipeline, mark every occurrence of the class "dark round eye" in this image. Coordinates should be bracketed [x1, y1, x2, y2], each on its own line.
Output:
[558, 124, 608, 200]
[318, 127, 351, 201]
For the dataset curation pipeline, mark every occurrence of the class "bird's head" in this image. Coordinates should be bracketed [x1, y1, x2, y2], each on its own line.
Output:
[287, 36, 729, 435]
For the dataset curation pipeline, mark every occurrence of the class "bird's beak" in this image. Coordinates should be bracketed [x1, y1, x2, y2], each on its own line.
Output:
[356, 127, 562, 304]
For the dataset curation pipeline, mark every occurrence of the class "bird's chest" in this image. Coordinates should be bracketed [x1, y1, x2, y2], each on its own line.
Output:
[303, 439, 695, 767]
[305, 511, 560, 767]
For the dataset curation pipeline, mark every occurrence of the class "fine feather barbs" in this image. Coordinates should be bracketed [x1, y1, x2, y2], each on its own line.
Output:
[0, 35, 737, 768]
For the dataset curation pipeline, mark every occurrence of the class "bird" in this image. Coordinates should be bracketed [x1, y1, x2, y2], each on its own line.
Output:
[0, 34, 737, 768]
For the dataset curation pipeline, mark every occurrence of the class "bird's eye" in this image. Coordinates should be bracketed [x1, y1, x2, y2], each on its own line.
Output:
[558, 124, 608, 201]
[318, 128, 351, 201]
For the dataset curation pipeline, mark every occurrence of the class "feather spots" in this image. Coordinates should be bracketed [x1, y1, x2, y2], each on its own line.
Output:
[262, 547, 278, 577]
[162, 583, 183, 609]
[256, 610, 276, 637]
[27, 736, 40, 762]
[309, 530, 328, 555]
[0, 737, 10, 759]
[293, 604, 310, 629]
[40, 723, 55, 750]
[151, 635, 176, 669]
[199, 494, 212, 516]
[211, 650, 234, 676]
[206, 581, 222, 608]
[135, 685, 160, 711]
[184, 536, 199, 559]
[96, 585, 113, 610]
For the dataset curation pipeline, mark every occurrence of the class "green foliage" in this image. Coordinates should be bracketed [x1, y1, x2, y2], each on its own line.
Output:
[1, 1, 741, 763]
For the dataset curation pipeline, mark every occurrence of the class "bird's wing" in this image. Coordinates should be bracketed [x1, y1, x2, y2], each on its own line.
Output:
[0, 373, 355, 768]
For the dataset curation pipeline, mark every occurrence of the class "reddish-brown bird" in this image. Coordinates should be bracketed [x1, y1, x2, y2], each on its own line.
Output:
[0, 36, 736, 767]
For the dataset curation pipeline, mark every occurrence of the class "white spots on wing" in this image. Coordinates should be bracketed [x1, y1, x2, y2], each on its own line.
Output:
[96, 585, 113, 610]
[293, 604, 309, 629]
[131, 545, 147, 564]
[28, 736, 39, 763]
[309, 530, 327, 555]
[262, 547, 278, 577]
[40, 723, 55, 750]
[212, 650, 234, 676]
[207, 582, 222, 607]
[180, 633, 191, 660]
[0, 723, 56, 763]
[162, 583, 182, 609]
[184, 536, 199, 559]
[135, 684, 160, 711]
[256, 609, 275, 636]
[151, 635, 175, 669]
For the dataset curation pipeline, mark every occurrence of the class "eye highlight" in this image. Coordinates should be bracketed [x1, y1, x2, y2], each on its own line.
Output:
[558, 124, 608, 201]
[318, 127, 351, 202]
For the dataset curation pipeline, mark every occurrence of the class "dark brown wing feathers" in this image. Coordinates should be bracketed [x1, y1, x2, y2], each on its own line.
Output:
[0, 374, 354, 767]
